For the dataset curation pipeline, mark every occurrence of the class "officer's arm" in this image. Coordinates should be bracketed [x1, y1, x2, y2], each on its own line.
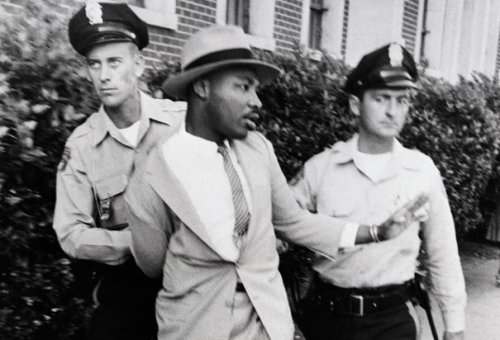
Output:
[52, 143, 131, 265]
[420, 167, 466, 334]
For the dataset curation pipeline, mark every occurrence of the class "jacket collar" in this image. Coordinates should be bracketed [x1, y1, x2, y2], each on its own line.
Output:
[145, 127, 220, 255]
[91, 91, 177, 146]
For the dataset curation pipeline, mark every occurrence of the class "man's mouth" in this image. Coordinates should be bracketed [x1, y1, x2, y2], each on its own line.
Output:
[100, 88, 116, 95]
[244, 112, 259, 130]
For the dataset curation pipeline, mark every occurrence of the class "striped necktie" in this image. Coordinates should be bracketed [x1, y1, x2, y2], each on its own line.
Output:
[217, 143, 250, 246]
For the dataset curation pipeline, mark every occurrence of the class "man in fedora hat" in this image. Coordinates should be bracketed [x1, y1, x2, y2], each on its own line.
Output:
[53, 1, 185, 339]
[124, 25, 427, 340]
[291, 43, 466, 339]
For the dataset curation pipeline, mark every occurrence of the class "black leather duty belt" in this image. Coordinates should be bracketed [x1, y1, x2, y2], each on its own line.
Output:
[312, 279, 413, 317]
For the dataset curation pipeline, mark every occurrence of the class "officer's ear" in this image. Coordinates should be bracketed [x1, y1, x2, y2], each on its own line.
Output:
[349, 94, 361, 117]
[133, 53, 145, 78]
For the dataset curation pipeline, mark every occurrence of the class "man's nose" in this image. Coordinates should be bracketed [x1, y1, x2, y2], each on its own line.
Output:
[248, 90, 262, 109]
[385, 99, 397, 117]
[99, 65, 111, 82]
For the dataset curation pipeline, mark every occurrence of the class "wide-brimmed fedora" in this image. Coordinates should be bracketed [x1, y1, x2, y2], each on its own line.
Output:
[162, 25, 281, 100]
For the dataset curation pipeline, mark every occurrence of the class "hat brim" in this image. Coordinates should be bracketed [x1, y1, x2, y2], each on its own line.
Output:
[162, 59, 281, 100]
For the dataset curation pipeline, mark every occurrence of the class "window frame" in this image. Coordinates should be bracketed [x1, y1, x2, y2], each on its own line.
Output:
[216, 0, 276, 51]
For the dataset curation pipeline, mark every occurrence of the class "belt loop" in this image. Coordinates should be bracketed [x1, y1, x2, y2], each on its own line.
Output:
[350, 294, 364, 316]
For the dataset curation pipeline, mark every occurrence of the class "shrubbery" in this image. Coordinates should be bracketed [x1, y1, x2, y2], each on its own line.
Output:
[0, 2, 97, 339]
[1, 2, 500, 339]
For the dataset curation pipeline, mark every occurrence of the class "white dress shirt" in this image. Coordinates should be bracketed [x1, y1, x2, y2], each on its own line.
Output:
[162, 127, 252, 262]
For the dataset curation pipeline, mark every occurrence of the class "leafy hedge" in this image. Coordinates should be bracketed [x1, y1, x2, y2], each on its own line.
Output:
[0, 2, 97, 339]
[1, 2, 500, 339]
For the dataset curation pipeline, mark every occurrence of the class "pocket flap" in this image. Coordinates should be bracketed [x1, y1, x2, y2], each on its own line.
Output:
[95, 174, 128, 199]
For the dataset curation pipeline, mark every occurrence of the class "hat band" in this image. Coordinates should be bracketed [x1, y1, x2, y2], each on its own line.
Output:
[97, 23, 137, 41]
[184, 48, 254, 71]
[379, 69, 412, 82]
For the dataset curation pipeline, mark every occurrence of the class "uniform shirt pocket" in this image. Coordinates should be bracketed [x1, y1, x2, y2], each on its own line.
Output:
[94, 174, 129, 229]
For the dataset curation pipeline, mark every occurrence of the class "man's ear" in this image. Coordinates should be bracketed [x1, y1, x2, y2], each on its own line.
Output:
[134, 54, 145, 78]
[192, 78, 210, 99]
[349, 94, 361, 116]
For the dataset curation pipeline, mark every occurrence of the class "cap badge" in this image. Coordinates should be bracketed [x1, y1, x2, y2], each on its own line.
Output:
[85, 0, 103, 25]
[388, 43, 403, 67]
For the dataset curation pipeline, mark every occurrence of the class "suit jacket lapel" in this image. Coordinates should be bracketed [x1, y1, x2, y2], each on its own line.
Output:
[145, 131, 216, 250]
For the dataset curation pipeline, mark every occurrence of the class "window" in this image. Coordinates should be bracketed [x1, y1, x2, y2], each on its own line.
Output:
[129, 0, 177, 30]
[308, 0, 325, 50]
[226, 0, 250, 33]
[216, 0, 276, 51]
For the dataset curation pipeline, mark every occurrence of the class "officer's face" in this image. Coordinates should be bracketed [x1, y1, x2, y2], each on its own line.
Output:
[85, 42, 144, 108]
[350, 88, 411, 141]
[199, 67, 262, 142]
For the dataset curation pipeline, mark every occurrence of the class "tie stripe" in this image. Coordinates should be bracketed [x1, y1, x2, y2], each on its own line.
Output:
[217, 144, 250, 245]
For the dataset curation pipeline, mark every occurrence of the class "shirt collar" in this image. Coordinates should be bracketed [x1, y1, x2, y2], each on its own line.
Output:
[179, 123, 220, 155]
[330, 134, 420, 171]
[91, 91, 178, 146]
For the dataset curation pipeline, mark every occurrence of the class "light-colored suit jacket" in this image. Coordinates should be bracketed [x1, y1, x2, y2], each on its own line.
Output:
[125, 124, 348, 340]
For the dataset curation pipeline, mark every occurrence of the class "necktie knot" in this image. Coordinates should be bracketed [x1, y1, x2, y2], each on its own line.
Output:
[217, 143, 228, 157]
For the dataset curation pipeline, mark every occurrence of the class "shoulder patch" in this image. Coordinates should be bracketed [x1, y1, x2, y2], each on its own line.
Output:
[57, 146, 71, 172]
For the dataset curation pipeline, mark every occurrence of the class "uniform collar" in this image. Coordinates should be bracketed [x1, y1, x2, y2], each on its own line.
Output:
[331, 134, 421, 171]
[91, 91, 177, 146]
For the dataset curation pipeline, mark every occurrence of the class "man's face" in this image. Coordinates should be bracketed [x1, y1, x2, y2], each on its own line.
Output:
[85, 42, 143, 108]
[350, 88, 412, 140]
[205, 67, 262, 141]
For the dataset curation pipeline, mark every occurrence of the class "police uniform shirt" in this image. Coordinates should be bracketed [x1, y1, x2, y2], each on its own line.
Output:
[291, 134, 467, 332]
[53, 92, 186, 265]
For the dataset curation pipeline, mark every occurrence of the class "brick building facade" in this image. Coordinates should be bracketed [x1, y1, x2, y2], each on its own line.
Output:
[2, 0, 500, 83]
[0, 0, 308, 66]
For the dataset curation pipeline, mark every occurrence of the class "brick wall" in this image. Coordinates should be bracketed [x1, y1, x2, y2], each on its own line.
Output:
[273, 0, 303, 53]
[146, 0, 217, 64]
[0, 0, 308, 63]
[0, 0, 217, 66]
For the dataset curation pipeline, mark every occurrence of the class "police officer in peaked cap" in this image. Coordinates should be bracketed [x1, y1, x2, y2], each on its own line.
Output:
[291, 43, 466, 340]
[53, 2, 185, 339]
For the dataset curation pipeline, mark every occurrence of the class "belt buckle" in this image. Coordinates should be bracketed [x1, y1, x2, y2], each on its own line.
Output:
[349, 294, 364, 316]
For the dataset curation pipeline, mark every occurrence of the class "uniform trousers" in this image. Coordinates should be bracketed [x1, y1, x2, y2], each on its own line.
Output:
[87, 260, 161, 340]
[299, 296, 419, 340]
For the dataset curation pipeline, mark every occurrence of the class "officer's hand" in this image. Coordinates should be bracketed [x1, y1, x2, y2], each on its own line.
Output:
[444, 331, 464, 340]
[376, 194, 428, 241]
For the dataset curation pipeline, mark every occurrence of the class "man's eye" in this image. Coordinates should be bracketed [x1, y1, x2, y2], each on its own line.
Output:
[238, 84, 250, 91]
[87, 62, 100, 70]
[109, 60, 121, 67]
[399, 97, 410, 105]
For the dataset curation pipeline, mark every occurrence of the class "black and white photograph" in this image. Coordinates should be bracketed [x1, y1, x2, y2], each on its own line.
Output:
[1, 1, 499, 339]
